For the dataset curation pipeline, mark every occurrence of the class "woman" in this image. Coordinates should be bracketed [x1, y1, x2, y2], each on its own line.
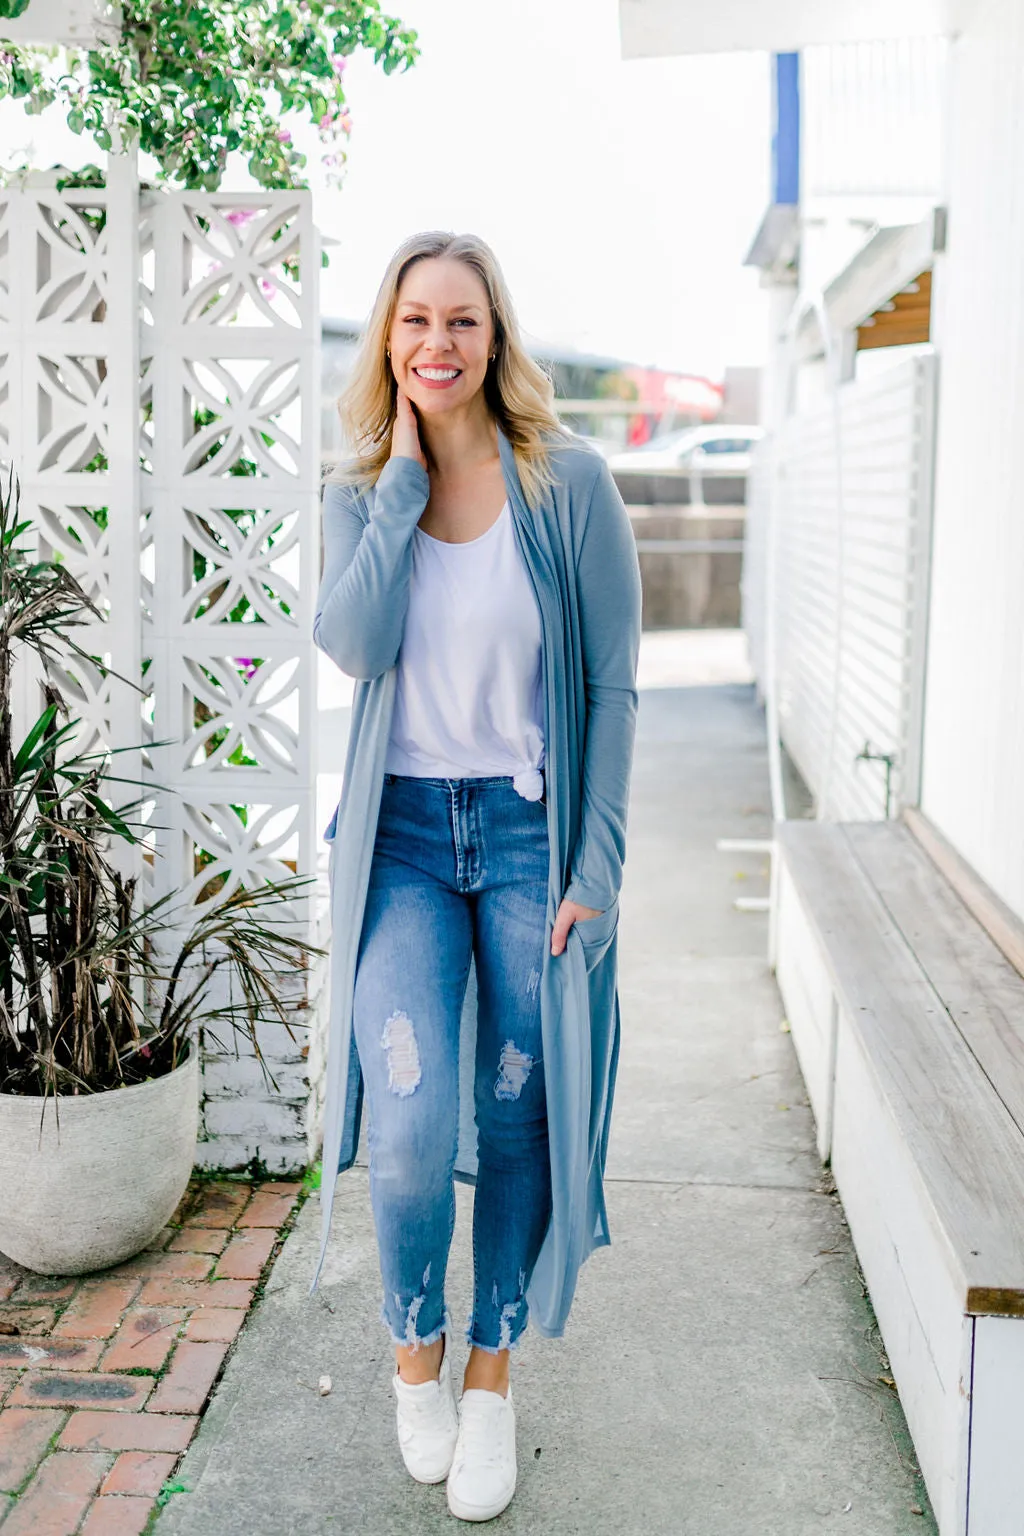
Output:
[312, 230, 641, 1522]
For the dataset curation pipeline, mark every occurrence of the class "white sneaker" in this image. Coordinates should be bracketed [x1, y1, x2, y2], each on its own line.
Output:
[392, 1343, 459, 1483]
[446, 1386, 517, 1522]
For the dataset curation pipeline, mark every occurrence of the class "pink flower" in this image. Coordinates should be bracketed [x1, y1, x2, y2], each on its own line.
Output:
[277, 129, 292, 144]
[339, 112, 353, 134]
[224, 207, 256, 227]
[319, 111, 334, 130]
[234, 657, 259, 680]
[330, 53, 347, 75]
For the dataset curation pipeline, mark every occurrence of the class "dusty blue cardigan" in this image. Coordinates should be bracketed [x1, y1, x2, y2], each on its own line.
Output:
[311, 425, 642, 1337]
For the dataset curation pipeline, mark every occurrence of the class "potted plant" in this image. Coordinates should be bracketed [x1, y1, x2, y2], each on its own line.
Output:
[0, 470, 321, 1274]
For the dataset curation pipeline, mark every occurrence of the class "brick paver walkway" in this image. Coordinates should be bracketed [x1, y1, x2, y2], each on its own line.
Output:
[0, 1178, 302, 1533]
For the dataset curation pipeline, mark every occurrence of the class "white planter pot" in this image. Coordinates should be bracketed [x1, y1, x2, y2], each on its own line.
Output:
[0, 1050, 199, 1276]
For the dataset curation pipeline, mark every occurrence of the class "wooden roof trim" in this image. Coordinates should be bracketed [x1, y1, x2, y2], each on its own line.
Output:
[857, 269, 932, 349]
[795, 210, 945, 361]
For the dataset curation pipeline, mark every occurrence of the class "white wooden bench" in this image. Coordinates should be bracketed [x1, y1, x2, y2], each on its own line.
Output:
[773, 819, 1024, 1536]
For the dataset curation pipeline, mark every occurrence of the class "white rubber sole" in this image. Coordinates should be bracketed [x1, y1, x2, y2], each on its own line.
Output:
[446, 1480, 517, 1522]
[406, 1458, 454, 1486]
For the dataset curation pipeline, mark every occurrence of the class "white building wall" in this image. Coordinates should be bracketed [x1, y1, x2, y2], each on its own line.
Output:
[799, 37, 948, 299]
[802, 38, 948, 202]
[920, 0, 1024, 924]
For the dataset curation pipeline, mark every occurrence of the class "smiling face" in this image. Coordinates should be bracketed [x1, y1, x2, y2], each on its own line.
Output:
[388, 256, 495, 416]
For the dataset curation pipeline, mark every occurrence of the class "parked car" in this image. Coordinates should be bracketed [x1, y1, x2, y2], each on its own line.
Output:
[606, 424, 765, 476]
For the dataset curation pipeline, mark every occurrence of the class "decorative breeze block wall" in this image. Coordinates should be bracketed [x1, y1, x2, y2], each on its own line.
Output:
[0, 172, 141, 795]
[141, 190, 324, 1172]
[0, 171, 326, 1173]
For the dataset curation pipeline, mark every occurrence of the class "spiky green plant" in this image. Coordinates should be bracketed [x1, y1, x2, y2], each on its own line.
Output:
[0, 469, 322, 1097]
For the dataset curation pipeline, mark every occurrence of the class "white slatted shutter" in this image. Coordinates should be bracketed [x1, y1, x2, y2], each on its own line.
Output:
[744, 352, 937, 819]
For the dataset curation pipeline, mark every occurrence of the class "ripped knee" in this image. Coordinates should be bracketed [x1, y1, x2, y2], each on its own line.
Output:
[494, 1039, 533, 1101]
[381, 1009, 422, 1097]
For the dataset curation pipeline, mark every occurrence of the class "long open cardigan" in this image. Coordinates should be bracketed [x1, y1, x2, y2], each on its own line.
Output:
[311, 426, 642, 1337]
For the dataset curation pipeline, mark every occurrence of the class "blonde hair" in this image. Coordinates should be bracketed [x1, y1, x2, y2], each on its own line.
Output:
[331, 231, 570, 508]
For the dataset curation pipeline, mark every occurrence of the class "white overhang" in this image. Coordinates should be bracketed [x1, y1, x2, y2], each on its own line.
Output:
[0, 0, 120, 47]
[744, 204, 800, 278]
[619, 0, 974, 58]
[795, 208, 946, 359]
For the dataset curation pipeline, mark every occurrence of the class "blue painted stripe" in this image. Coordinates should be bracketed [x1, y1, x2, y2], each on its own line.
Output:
[773, 52, 800, 206]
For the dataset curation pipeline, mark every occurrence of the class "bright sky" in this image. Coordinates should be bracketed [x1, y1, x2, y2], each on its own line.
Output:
[314, 0, 772, 375]
[0, 0, 772, 377]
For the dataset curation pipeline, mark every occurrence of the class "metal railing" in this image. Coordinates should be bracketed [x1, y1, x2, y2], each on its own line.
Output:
[633, 538, 744, 554]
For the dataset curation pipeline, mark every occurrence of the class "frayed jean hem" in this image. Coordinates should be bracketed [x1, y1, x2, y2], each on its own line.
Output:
[380, 1301, 451, 1353]
[464, 1309, 528, 1356]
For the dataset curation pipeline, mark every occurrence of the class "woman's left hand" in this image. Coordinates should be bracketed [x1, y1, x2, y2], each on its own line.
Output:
[550, 898, 603, 957]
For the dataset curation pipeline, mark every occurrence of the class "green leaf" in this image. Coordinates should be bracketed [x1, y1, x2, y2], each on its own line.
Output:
[156, 1481, 191, 1508]
[82, 792, 138, 844]
[2, 517, 33, 547]
[0, 5, 419, 208]
[13, 704, 59, 778]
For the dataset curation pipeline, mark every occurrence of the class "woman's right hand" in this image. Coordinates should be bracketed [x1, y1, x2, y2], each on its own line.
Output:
[390, 388, 428, 471]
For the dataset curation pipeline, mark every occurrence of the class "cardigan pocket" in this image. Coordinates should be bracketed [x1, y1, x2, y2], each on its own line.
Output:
[571, 898, 619, 973]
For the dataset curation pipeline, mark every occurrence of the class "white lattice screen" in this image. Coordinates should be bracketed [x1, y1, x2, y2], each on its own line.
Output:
[142, 191, 320, 926]
[0, 165, 141, 809]
[0, 168, 324, 1172]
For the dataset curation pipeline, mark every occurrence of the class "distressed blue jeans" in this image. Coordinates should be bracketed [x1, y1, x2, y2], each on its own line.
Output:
[352, 773, 553, 1355]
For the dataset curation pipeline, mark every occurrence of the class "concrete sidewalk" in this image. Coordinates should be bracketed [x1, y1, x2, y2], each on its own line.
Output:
[156, 634, 934, 1536]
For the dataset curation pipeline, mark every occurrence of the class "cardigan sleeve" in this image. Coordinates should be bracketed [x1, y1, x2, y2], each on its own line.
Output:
[313, 456, 431, 680]
[562, 459, 643, 914]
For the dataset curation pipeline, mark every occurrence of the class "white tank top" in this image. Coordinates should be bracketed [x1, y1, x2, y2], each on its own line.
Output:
[384, 502, 546, 799]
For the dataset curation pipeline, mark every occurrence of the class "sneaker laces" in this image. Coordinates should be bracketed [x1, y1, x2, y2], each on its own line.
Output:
[400, 1384, 448, 1426]
[457, 1396, 509, 1468]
